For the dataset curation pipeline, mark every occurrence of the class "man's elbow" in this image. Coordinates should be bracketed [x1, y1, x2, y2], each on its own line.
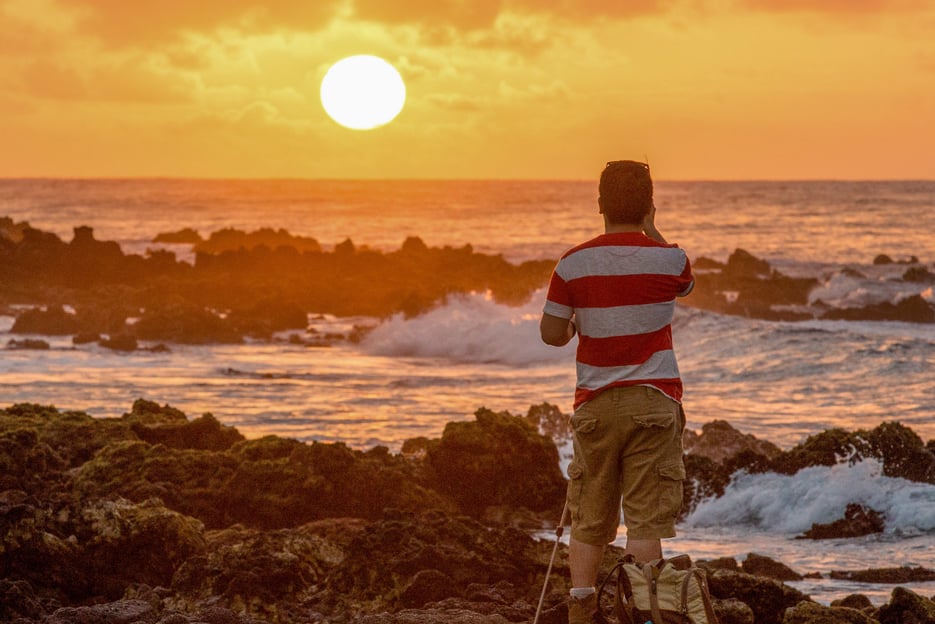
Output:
[539, 321, 569, 346]
[540, 331, 566, 347]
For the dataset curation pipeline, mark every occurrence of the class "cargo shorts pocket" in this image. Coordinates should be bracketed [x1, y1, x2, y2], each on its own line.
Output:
[656, 460, 686, 519]
[570, 415, 598, 435]
[632, 411, 675, 429]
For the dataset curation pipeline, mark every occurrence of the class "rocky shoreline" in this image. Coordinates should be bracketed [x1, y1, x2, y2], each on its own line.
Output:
[2, 218, 934, 356]
[2, 400, 934, 624]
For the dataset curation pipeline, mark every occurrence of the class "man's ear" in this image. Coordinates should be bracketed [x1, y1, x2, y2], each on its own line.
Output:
[598, 196, 605, 214]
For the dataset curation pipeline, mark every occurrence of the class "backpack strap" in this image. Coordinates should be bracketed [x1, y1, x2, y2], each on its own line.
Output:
[694, 569, 720, 624]
[596, 558, 636, 624]
[679, 567, 721, 624]
[643, 562, 665, 624]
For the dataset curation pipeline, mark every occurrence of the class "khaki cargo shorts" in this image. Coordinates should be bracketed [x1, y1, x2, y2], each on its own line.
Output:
[566, 385, 686, 545]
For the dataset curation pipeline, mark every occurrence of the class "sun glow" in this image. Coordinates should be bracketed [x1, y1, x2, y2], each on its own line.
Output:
[320, 55, 406, 130]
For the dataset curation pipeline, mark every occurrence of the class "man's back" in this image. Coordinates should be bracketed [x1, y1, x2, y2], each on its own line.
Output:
[543, 231, 693, 408]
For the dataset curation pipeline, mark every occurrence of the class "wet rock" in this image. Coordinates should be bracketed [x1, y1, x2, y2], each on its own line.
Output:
[398, 569, 460, 608]
[829, 566, 935, 583]
[876, 586, 935, 624]
[832, 594, 874, 611]
[798, 503, 885, 539]
[154, 228, 203, 244]
[724, 248, 772, 278]
[131, 412, 245, 451]
[782, 601, 878, 624]
[701, 557, 741, 572]
[323, 509, 549, 617]
[686, 249, 818, 321]
[133, 300, 242, 344]
[693, 256, 726, 270]
[425, 407, 566, 516]
[11, 305, 80, 335]
[822, 294, 935, 323]
[682, 453, 733, 518]
[0, 579, 47, 622]
[78, 497, 207, 597]
[227, 296, 308, 337]
[902, 265, 935, 283]
[741, 553, 803, 581]
[193, 227, 322, 255]
[168, 523, 345, 620]
[100, 333, 138, 351]
[6, 338, 51, 349]
[0, 403, 133, 476]
[683, 420, 781, 464]
[357, 608, 514, 623]
[768, 421, 934, 485]
[74, 429, 456, 530]
[712, 598, 755, 624]
[43, 599, 157, 624]
[706, 569, 810, 624]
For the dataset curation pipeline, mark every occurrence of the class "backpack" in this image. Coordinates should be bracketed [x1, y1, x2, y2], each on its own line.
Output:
[596, 554, 720, 624]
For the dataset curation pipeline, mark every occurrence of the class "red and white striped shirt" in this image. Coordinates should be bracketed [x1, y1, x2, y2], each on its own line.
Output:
[543, 232, 694, 409]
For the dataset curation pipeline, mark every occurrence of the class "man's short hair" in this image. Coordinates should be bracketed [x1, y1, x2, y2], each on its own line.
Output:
[599, 160, 653, 225]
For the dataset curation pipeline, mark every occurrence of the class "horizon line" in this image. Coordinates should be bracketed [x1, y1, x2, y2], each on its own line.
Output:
[1, 175, 933, 184]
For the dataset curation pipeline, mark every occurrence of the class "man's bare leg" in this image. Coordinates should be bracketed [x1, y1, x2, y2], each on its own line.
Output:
[623, 537, 662, 562]
[569, 536, 605, 587]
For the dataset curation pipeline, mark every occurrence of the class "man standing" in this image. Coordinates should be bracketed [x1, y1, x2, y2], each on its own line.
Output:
[540, 160, 694, 624]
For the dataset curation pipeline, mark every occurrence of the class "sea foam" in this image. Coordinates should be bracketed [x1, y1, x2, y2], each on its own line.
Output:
[360, 289, 574, 366]
[685, 458, 935, 535]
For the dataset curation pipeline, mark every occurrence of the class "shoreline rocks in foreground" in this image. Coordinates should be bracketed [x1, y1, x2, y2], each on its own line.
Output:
[2, 400, 934, 623]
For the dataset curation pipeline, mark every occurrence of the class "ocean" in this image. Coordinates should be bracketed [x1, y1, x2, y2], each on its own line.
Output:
[1, 178, 933, 604]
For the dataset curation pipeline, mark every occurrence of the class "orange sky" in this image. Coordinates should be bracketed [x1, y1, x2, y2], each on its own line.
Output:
[1, 0, 934, 180]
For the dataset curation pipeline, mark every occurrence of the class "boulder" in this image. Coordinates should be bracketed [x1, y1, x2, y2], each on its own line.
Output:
[11, 305, 80, 335]
[832, 594, 874, 611]
[133, 300, 243, 344]
[77, 497, 207, 598]
[782, 601, 878, 624]
[877, 586, 935, 624]
[683, 420, 781, 464]
[706, 569, 810, 624]
[830, 566, 935, 583]
[425, 407, 566, 516]
[797, 503, 885, 539]
[712, 597, 756, 624]
[741, 553, 803, 581]
[130, 413, 245, 451]
[724, 248, 772, 278]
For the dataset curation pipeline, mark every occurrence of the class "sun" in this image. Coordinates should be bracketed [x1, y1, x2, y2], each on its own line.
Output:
[320, 55, 406, 130]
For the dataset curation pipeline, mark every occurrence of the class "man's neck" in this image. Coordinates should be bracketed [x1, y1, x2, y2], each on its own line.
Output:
[603, 221, 643, 234]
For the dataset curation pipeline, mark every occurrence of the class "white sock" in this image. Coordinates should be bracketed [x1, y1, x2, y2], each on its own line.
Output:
[570, 587, 596, 599]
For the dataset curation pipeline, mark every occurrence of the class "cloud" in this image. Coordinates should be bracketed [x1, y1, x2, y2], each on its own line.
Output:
[352, 0, 504, 30]
[739, 0, 932, 12]
[57, 0, 344, 45]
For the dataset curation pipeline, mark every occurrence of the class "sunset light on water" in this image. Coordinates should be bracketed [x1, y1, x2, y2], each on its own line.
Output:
[1, 1, 934, 622]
